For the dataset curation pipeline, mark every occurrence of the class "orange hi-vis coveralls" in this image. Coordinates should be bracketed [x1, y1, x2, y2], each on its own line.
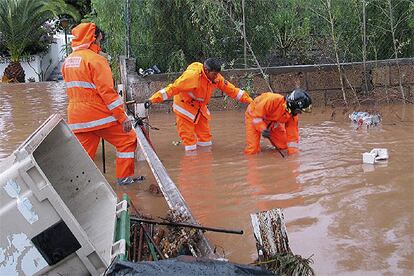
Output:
[62, 23, 137, 179]
[149, 62, 253, 151]
[244, 92, 299, 155]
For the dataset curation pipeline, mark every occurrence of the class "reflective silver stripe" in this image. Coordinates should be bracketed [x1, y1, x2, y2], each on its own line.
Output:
[252, 118, 263, 124]
[287, 142, 298, 148]
[68, 116, 117, 130]
[236, 89, 244, 101]
[116, 151, 135, 158]
[72, 43, 90, 51]
[108, 98, 123, 110]
[188, 92, 204, 101]
[160, 88, 168, 101]
[197, 141, 212, 146]
[173, 104, 195, 120]
[65, 81, 96, 89]
[206, 108, 210, 115]
[185, 144, 197, 151]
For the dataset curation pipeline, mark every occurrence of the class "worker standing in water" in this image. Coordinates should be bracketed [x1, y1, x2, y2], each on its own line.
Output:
[62, 22, 144, 186]
[244, 89, 312, 155]
[144, 58, 253, 151]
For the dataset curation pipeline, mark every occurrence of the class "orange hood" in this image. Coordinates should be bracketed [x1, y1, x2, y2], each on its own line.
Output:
[71, 23, 97, 51]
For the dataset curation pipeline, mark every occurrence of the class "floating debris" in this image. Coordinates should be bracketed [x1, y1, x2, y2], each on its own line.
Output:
[159, 210, 202, 258]
[362, 148, 389, 164]
[349, 112, 381, 129]
[172, 140, 182, 146]
[148, 184, 162, 196]
[128, 210, 204, 262]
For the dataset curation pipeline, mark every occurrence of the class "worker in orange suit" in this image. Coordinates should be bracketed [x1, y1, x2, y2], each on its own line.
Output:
[144, 58, 253, 151]
[62, 22, 144, 186]
[244, 89, 312, 155]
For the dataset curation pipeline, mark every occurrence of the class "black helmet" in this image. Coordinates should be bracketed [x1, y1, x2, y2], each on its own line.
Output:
[286, 89, 312, 116]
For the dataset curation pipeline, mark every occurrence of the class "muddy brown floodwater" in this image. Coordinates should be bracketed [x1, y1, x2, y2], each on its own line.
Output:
[1, 82, 413, 275]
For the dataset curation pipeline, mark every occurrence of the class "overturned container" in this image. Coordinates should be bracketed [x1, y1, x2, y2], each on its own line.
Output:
[0, 114, 128, 275]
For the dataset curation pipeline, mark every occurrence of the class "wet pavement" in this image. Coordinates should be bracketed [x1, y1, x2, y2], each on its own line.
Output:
[1, 82, 413, 275]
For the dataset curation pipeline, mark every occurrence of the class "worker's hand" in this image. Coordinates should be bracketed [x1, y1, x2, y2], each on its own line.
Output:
[122, 118, 133, 133]
[287, 147, 298, 155]
[144, 100, 152, 109]
[261, 129, 271, 139]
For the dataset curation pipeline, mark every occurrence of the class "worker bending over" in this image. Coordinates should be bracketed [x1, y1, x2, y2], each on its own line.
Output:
[62, 22, 143, 186]
[145, 58, 253, 151]
[244, 89, 312, 155]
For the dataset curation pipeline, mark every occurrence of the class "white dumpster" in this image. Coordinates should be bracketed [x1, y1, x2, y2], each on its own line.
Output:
[0, 114, 126, 275]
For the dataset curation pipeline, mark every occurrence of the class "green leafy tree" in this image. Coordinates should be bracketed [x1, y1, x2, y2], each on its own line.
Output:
[64, 0, 91, 19]
[0, 0, 79, 82]
[89, 0, 125, 77]
[242, 0, 312, 65]
[130, 0, 238, 72]
[90, 0, 413, 75]
[367, 0, 414, 60]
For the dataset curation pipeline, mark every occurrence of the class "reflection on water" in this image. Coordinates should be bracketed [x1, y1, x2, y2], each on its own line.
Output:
[150, 108, 414, 275]
[1, 82, 413, 275]
[0, 82, 67, 159]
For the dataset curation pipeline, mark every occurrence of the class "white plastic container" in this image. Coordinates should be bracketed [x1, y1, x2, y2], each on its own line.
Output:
[363, 152, 376, 164]
[0, 114, 122, 275]
[370, 148, 389, 161]
[362, 148, 389, 164]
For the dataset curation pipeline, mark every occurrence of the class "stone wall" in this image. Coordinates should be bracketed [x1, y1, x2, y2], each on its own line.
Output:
[121, 57, 414, 111]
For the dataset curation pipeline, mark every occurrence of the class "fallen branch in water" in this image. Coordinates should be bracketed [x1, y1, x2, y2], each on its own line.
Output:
[130, 216, 244, 235]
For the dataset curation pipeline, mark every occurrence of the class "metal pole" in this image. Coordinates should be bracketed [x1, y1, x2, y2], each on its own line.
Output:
[130, 217, 244, 235]
[101, 139, 106, 174]
[242, 0, 247, 68]
[126, 0, 131, 58]
[266, 136, 285, 158]
[64, 28, 68, 57]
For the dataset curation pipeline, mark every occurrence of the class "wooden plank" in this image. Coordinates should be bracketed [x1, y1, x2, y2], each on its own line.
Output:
[134, 126, 216, 258]
[250, 208, 291, 260]
[250, 209, 316, 275]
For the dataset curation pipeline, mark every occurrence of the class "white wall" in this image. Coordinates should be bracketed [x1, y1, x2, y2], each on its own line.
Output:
[0, 55, 42, 82]
[0, 32, 71, 82]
